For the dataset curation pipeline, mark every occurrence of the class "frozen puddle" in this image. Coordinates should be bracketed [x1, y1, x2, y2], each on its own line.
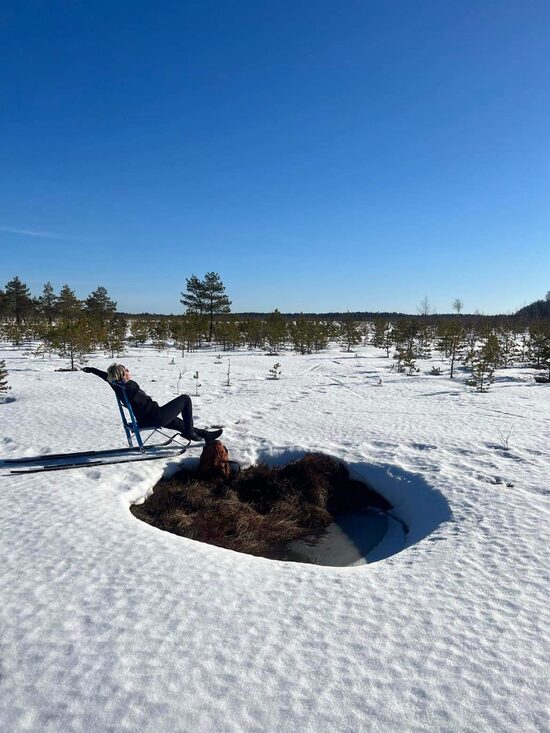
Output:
[275, 508, 406, 566]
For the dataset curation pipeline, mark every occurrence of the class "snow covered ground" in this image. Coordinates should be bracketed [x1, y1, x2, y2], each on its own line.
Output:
[1, 342, 549, 732]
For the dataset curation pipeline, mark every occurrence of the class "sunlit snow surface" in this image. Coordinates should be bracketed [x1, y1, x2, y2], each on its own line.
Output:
[0, 344, 549, 732]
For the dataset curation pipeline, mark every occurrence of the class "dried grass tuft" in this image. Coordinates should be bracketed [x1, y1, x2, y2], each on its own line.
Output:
[131, 452, 389, 558]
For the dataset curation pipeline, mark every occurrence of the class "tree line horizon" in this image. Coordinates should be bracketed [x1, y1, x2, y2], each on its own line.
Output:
[2, 272, 548, 323]
[0, 272, 549, 389]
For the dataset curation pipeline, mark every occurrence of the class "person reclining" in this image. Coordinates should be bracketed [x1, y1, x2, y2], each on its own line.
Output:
[82, 363, 222, 444]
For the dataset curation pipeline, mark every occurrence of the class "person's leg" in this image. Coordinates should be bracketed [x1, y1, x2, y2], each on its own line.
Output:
[159, 394, 223, 443]
[158, 395, 193, 432]
[162, 416, 186, 433]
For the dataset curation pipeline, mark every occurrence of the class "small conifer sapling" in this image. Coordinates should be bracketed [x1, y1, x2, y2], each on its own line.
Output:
[0, 359, 10, 394]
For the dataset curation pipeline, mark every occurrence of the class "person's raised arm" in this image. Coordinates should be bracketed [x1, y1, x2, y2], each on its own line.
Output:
[81, 367, 108, 381]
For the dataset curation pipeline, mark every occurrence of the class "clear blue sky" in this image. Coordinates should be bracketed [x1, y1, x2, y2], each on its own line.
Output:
[1, 1, 549, 314]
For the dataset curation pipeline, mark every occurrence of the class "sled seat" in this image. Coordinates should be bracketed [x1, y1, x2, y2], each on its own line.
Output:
[111, 382, 183, 452]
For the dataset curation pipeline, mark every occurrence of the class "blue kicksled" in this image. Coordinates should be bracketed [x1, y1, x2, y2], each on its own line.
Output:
[2, 382, 192, 475]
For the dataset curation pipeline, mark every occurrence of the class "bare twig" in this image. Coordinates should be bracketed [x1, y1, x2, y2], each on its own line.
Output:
[498, 425, 513, 451]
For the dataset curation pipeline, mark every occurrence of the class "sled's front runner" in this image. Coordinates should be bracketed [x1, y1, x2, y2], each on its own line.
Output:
[2, 382, 193, 475]
[4, 445, 188, 474]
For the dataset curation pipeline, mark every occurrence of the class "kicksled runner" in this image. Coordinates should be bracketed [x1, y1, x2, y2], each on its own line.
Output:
[2, 380, 219, 475]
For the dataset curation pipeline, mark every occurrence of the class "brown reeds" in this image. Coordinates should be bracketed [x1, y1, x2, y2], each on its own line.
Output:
[130, 452, 391, 559]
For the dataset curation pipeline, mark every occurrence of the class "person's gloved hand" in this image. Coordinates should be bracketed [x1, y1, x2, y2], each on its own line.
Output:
[82, 367, 92, 373]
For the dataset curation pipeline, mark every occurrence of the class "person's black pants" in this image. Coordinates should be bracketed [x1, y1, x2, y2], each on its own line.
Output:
[143, 394, 193, 434]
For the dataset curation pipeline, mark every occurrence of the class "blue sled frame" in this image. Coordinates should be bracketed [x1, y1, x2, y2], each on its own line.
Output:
[2, 383, 191, 474]
[113, 381, 185, 452]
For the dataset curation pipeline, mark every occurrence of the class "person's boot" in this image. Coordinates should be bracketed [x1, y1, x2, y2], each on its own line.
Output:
[194, 427, 223, 444]
[180, 429, 203, 442]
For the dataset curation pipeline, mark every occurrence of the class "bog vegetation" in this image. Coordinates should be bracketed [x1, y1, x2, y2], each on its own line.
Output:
[130, 453, 391, 559]
[1, 274, 549, 390]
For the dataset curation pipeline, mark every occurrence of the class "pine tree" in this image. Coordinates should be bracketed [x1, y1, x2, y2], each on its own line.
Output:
[57, 284, 82, 323]
[518, 332, 531, 365]
[484, 332, 502, 369]
[2, 321, 26, 347]
[268, 362, 282, 379]
[265, 309, 287, 353]
[339, 314, 363, 352]
[102, 316, 127, 358]
[38, 282, 58, 326]
[46, 317, 94, 370]
[392, 347, 406, 373]
[311, 321, 333, 352]
[240, 318, 266, 350]
[43, 286, 89, 368]
[497, 327, 519, 369]
[528, 323, 549, 368]
[402, 347, 420, 375]
[416, 321, 433, 359]
[438, 321, 465, 378]
[129, 319, 150, 346]
[461, 329, 479, 368]
[0, 289, 7, 319]
[202, 271, 232, 343]
[371, 319, 390, 351]
[180, 275, 206, 314]
[0, 359, 9, 393]
[469, 354, 494, 392]
[85, 286, 117, 326]
[288, 315, 316, 355]
[393, 319, 418, 354]
[180, 272, 231, 342]
[393, 346, 418, 375]
[468, 333, 501, 392]
[172, 314, 208, 353]
[150, 320, 170, 351]
[371, 319, 394, 357]
[214, 318, 242, 351]
[4, 276, 33, 325]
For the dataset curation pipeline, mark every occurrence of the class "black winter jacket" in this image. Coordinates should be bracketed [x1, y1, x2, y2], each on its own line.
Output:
[85, 367, 161, 426]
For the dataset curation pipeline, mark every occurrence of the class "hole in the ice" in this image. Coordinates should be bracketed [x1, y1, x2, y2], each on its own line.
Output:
[130, 453, 408, 566]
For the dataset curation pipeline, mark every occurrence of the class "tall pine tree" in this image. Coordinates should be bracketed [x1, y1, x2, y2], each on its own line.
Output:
[85, 286, 117, 326]
[57, 284, 82, 323]
[180, 272, 231, 342]
[38, 282, 58, 326]
[4, 276, 33, 325]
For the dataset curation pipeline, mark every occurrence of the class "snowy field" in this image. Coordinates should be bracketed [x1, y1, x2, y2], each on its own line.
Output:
[0, 342, 549, 732]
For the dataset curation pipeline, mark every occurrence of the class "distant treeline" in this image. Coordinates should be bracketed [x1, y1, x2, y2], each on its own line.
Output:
[515, 298, 550, 320]
[1, 275, 549, 387]
[119, 310, 547, 332]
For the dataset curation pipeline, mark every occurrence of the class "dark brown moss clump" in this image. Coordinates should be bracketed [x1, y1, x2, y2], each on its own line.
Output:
[131, 453, 391, 559]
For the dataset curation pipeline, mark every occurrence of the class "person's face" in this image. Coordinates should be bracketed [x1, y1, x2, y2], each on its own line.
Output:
[121, 366, 130, 382]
